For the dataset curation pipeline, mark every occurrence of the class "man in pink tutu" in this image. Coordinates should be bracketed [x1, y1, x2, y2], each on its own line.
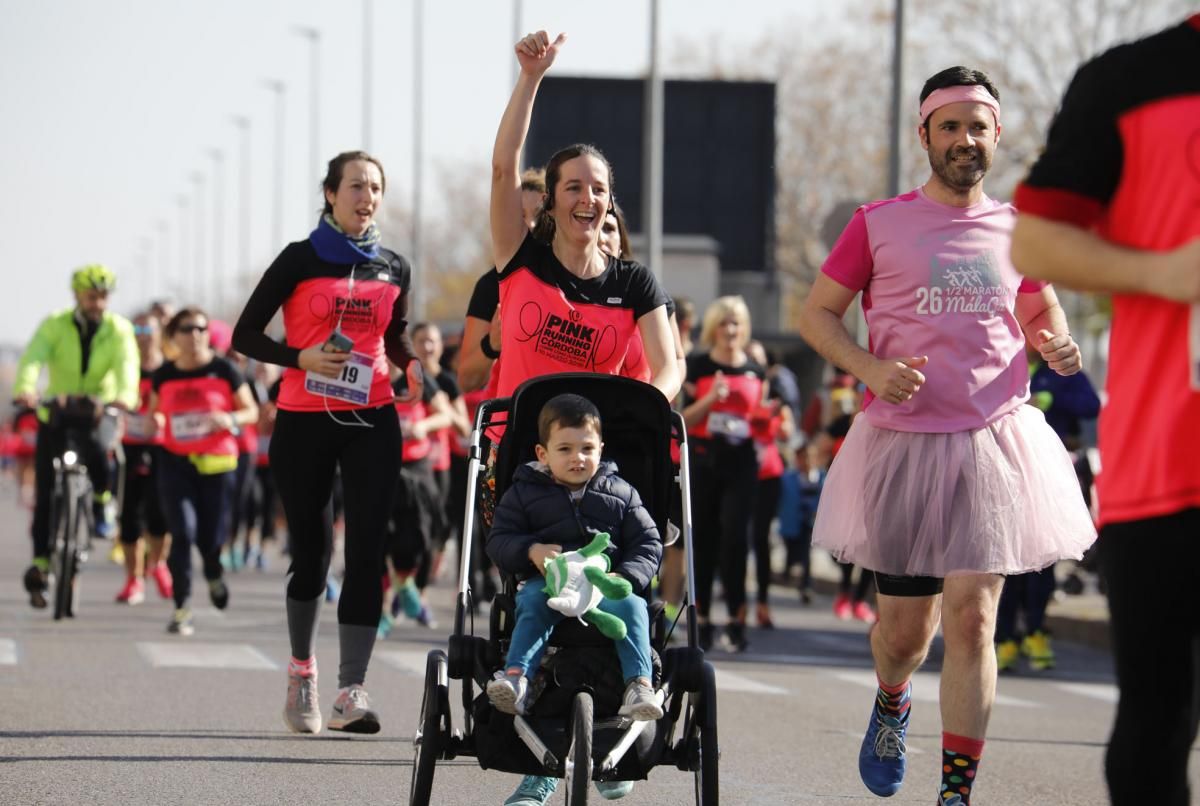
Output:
[1011, 15, 1200, 806]
[798, 66, 1096, 805]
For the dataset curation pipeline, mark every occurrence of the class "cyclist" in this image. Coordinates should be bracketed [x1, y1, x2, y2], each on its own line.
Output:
[13, 264, 139, 609]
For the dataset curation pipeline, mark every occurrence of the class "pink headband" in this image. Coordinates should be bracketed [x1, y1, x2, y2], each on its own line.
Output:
[918, 85, 1000, 125]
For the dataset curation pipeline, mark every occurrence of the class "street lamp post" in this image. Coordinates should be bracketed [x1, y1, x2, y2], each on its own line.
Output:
[411, 0, 424, 318]
[233, 116, 252, 301]
[887, 0, 905, 198]
[263, 80, 286, 250]
[642, 0, 664, 284]
[209, 148, 225, 315]
[363, 0, 373, 151]
[177, 194, 189, 300]
[294, 26, 321, 213]
[192, 172, 206, 307]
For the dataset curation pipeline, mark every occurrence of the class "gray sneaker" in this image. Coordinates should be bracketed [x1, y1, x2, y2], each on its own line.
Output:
[283, 667, 321, 734]
[618, 679, 663, 721]
[167, 608, 194, 636]
[328, 684, 380, 734]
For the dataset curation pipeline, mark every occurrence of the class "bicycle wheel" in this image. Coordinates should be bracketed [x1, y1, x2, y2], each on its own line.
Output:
[564, 692, 593, 806]
[53, 477, 77, 621]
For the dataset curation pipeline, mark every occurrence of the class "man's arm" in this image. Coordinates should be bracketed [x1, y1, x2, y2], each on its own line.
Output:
[1014, 286, 1082, 376]
[1012, 214, 1200, 303]
[112, 319, 140, 410]
[13, 316, 55, 403]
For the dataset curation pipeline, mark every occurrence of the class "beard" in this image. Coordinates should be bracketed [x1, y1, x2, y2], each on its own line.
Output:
[929, 145, 991, 191]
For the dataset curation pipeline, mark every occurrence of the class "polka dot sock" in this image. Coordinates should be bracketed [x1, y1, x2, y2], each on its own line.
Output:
[940, 732, 984, 804]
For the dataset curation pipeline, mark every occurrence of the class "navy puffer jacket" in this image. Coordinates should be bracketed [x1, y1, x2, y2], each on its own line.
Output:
[486, 459, 662, 593]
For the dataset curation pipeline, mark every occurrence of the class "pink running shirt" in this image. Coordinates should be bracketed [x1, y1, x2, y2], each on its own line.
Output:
[822, 188, 1046, 433]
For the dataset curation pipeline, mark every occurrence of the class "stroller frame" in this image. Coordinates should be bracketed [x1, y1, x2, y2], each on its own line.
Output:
[409, 374, 719, 805]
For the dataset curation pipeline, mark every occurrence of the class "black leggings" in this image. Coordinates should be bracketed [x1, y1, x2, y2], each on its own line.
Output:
[271, 406, 400, 627]
[1100, 508, 1200, 806]
[119, 445, 168, 544]
[690, 440, 757, 620]
[751, 475, 781, 604]
[995, 566, 1056, 641]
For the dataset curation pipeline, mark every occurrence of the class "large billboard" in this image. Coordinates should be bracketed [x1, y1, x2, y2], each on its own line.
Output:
[526, 76, 776, 277]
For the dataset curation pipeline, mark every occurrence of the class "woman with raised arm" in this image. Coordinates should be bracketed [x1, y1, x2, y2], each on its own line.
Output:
[487, 30, 680, 806]
[489, 31, 680, 403]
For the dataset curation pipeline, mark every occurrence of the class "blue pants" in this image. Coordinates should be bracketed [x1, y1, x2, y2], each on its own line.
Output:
[508, 580, 652, 683]
[157, 451, 236, 608]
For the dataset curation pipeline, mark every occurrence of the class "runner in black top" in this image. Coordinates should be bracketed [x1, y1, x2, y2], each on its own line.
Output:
[683, 296, 767, 653]
[232, 150, 421, 737]
[458, 169, 546, 393]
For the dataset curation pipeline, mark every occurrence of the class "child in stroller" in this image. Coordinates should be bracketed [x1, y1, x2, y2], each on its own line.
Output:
[486, 393, 664, 723]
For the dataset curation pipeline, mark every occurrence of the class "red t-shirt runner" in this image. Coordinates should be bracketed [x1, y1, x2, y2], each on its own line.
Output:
[495, 234, 669, 398]
[686, 353, 767, 448]
[152, 357, 246, 458]
[1014, 15, 1200, 526]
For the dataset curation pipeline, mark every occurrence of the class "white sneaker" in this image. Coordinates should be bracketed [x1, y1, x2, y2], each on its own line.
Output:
[283, 665, 321, 734]
[328, 684, 380, 734]
[487, 671, 529, 715]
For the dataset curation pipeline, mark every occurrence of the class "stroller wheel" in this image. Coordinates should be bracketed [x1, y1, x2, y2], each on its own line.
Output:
[410, 649, 448, 806]
[692, 662, 719, 805]
[564, 692, 594, 805]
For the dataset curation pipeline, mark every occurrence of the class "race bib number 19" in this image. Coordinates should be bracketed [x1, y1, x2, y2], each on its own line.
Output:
[305, 352, 373, 406]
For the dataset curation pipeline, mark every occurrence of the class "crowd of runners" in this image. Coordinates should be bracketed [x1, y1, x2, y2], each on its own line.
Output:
[6, 15, 1199, 806]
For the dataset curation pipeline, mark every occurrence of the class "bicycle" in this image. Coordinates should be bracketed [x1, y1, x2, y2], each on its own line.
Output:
[40, 397, 119, 620]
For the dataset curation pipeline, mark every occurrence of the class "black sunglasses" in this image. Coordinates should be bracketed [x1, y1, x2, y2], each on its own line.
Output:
[177, 323, 209, 335]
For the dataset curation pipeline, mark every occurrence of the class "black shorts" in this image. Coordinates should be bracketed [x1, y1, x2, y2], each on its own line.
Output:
[873, 572, 944, 597]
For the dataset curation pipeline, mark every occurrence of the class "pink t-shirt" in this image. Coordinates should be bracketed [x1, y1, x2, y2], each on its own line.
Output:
[822, 188, 1046, 433]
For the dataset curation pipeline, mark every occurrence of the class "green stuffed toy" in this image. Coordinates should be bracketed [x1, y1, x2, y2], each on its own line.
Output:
[542, 532, 633, 640]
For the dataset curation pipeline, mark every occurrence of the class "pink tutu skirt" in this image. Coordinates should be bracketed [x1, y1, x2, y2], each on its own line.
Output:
[812, 405, 1096, 577]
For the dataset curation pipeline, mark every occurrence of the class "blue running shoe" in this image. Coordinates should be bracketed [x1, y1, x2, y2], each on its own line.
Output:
[399, 579, 423, 619]
[324, 575, 341, 603]
[503, 775, 558, 805]
[595, 780, 635, 799]
[858, 689, 910, 797]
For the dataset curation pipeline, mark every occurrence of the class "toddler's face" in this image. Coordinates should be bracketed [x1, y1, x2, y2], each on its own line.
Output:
[536, 422, 602, 491]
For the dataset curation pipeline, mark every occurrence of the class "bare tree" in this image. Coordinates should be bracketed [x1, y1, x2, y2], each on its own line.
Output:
[672, 0, 1191, 347]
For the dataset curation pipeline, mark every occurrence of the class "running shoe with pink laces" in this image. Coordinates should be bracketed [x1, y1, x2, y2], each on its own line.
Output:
[328, 684, 380, 734]
[852, 600, 877, 624]
[284, 661, 322, 734]
[833, 593, 853, 620]
[148, 562, 173, 599]
[115, 576, 146, 605]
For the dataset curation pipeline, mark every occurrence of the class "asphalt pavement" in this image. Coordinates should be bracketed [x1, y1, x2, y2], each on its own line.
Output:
[0, 477, 1191, 805]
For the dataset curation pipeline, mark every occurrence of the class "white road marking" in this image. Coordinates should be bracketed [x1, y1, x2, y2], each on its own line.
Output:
[136, 642, 278, 670]
[1056, 682, 1118, 704]
[375, 649, 432, 676]
[833, 669, 1040, 709]
[712, 667, 787, 695]
[0, 639, 16, 665]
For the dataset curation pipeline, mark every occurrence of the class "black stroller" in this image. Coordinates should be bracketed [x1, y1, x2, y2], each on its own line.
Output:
[409, 373, 719, 804]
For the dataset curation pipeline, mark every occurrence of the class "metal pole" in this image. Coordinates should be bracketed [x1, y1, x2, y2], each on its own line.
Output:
[264, 80, 286, 249]
[887, 0, 905, 198]
[192, 172, 206, 307]
[233, 116, 251, 298]
[412, 0, 424, 318]
[642, 0, 664, 283]
[177, 195, 189, 299]
[294, 27, 321, 215]
[363, 0, 373, 151]
[210, 148, 225, 316]
[511, 0, 522, 87]
[157, 220, 169, 301]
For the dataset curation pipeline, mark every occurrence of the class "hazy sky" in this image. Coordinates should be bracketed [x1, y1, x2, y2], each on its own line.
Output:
[1, 0, 835, 345]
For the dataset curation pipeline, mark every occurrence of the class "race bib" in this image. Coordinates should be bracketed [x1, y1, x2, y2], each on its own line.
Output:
[1190, 304, 1199, 392]
[124, 413, 158, 440]
[706, 411, 751, 442]
[171, 412, 215, 442]
[305, 352, 373, 406]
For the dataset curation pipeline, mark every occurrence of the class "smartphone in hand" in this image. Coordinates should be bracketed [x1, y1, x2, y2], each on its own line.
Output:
[322, 330, 354, 353]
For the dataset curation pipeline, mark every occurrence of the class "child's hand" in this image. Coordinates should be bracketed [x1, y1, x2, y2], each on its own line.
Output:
[528, 543, 562, 574]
